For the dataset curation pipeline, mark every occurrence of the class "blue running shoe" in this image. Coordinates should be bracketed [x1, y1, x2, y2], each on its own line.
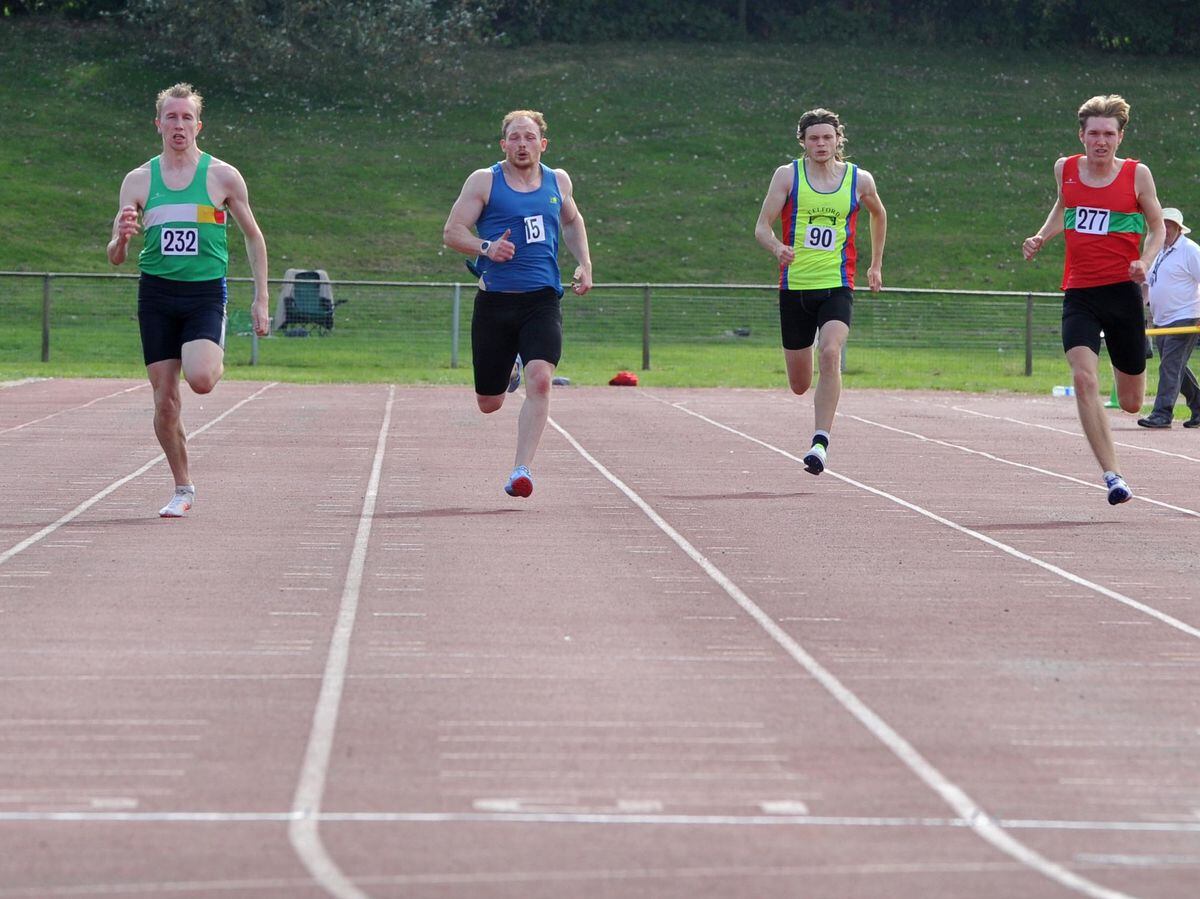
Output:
[505, 465, 533, 498]
[1104, 473, 1132, 505]
[802, 443, 826, 476]
[507, 355, 522, 393]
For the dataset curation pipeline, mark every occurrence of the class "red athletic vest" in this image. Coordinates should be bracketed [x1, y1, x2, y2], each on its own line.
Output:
[1061, 155, 1144, 290]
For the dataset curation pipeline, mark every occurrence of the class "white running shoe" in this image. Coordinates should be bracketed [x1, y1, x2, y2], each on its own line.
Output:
[507, 355, 522, 393]
[1104, 473, 1132, 506]
[159, 486, 195, 518]
[803, 444, 827, 476]
[504, 465, 533, 498]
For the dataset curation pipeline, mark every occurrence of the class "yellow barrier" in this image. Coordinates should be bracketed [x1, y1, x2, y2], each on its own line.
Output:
[1146, 325, 1200, 336]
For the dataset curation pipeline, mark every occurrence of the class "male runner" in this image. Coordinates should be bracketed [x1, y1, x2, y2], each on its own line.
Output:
[443, 110, 593, 498]
[754, 108, 887, 475]
[1023, 94, 1164, 504]
[107, 82, 270, 517]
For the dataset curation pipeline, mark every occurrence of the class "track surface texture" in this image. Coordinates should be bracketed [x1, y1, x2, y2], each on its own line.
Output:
[1, 378, 1198, 899]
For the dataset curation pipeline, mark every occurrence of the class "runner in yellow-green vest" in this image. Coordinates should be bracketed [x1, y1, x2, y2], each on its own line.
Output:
[755, 108, 887, 476]
[107, 82, 269, 518]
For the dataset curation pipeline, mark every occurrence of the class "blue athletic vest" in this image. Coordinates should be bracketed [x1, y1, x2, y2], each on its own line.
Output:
[475, 162, 563, 296]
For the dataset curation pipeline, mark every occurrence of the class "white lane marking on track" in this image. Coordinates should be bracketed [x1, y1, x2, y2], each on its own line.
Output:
[2, 809, 1199, 833]
[845, 412, 1200, 518]
[952, 405, 1200, 464]
[549, 415, 1137, 899]
[0, 384, 276, 568]
[0, 383, 146, 436]
[665, 402, 1200, 641]
[288, 385, 395, 899]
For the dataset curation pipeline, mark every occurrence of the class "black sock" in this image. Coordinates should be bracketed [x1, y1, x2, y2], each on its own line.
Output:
[812, 431, 830, 449]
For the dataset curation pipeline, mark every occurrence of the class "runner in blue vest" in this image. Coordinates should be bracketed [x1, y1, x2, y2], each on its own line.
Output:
[443, 110, 594, 498]
[107, 83, 270, 517]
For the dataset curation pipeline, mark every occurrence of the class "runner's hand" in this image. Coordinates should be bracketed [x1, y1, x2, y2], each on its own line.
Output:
[252, 297, 270, 336]
[571, 264, 592, 296]
[487, 228, 515, 262]
[116, 205, 140, 242]
[867, 266, 883, 292]
[1022, 234, 1043, 261]
[1129, 259, 1148, 283]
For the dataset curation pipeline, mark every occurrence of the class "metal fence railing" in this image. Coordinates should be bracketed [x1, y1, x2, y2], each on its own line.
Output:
[0, 272, 1066, 378]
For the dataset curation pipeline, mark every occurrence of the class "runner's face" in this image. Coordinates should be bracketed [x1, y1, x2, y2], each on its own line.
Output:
[1079, 116, 1122, 163]
[500, 117, 546, 170]
[156, 97, 202, 152]
[801, 123, 838, 163]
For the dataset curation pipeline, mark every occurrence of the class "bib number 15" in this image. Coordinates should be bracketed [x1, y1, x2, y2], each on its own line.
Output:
[524, 214, 546, 244]
[161, 227, 199, 255]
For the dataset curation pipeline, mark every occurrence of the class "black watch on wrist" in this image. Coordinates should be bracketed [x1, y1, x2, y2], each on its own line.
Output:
[479, 240, 491, 256]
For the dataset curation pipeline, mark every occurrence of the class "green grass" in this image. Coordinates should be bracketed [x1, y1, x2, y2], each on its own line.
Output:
[2, 20, 1197, 392]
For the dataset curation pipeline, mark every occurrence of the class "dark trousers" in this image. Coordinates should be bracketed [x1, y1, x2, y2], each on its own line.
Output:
[1149, 317, 1200, 420]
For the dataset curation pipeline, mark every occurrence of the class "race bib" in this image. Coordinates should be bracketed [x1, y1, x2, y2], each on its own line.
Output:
[524, 214, 546, 244]
[1074, 207, 1110, 235]
[803, 224, 837, 251]
[161, 227, 199, 255]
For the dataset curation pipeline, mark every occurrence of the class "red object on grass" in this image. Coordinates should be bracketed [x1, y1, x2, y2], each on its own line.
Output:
[609, 371, 639, 386]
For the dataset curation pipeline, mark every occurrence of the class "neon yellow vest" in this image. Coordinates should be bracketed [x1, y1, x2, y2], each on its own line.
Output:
[780, 160, 859, 290]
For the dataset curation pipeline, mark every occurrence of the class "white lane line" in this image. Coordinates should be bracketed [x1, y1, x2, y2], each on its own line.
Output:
[0, 384, 277, 568]
[549, 415, 1135, 899]
[2, 809, 1198, 833]
[666, 402, 1200, 641]
[288, 385, 395, 899]
[845, 412, 1200, 518]
[952, 405, 1200, 464]
[0, 383, 146, 436]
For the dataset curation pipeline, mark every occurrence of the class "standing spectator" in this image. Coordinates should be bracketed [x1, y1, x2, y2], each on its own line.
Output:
[1138, 207, 1200, 428]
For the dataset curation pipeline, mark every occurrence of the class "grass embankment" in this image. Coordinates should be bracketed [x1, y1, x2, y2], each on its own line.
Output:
[2, 21, 1197, 392]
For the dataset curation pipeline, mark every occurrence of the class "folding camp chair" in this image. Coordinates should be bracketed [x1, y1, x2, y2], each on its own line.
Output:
[273, 268, 343, 335]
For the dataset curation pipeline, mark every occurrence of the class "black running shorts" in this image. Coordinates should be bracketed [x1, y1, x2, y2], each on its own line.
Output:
[137, 273, 227, 366]
[779, 286, 854, 351]
[471, 287, 563, 396]
[1061, 281, 1147, 375]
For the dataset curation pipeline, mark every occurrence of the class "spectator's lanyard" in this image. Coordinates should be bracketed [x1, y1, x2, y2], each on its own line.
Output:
[1149, 243, 1176, 287]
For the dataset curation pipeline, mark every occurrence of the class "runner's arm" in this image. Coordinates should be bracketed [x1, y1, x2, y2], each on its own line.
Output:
[443, 169, 513, 262]
[1023, 158, 1066, 261]
[858, 169, 887, 292]
[222, 166, 270, 336]
[1132, 163, 1164, 282]
[557, 169, 592, 295]
[107, 169, 147, 266]
[754, 165, 795, 265]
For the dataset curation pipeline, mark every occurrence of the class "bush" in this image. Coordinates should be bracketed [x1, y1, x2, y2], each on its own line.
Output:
[121, 0, 497, 94]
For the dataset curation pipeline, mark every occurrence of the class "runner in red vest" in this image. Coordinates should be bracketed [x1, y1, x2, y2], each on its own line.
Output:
[1023, 94, 1164, 505]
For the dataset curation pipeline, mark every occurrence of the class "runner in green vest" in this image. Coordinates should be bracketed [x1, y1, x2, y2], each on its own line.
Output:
[107, 82, 270, 518]
[755, 108, 887, 476]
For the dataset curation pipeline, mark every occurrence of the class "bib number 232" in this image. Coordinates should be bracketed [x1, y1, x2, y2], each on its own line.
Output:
[161, 227, 199, 255]
[1074, 207, 1111, 235]
[524, 214, 546, 244]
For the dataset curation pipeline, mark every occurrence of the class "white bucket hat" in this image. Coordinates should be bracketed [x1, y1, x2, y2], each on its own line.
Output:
[1162, 207, 1191, 234]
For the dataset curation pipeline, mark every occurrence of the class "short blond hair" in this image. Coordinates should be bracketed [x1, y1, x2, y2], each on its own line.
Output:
[156, 82, 203, 119]
[1077, 94, 1129, 132]
[501, 109, 547, 139]
[796, 108, 847, 161]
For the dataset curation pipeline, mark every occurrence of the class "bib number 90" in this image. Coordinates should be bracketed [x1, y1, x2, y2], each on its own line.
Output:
[161, 227, 199, 255]
[803, 224, 837, 251]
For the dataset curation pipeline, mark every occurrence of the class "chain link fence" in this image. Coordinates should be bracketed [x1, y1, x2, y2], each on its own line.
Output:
[0, 272, 1066, 380]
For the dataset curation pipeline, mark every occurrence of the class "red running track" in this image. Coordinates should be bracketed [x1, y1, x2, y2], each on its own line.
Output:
[0, 378, 1198, 898]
